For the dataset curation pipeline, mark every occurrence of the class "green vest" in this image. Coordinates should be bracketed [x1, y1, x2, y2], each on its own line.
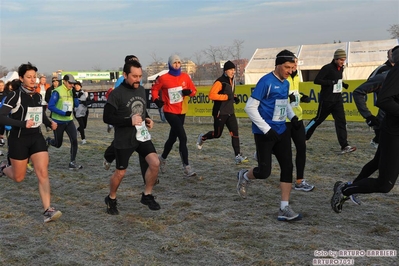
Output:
[51, 84, 74, 121]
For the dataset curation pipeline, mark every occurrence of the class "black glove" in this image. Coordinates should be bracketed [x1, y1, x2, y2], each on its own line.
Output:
[182, 89, 192, 96]
[291, 116, 301, 130]
[265, 128, 280, 142]
[65, 111, 72, 116]
[234, 96, 240, 104]
[299, 93, 310, 103]
[154, 99, 164, 108]
[289, 93, 296, 103]
[366, 115, 380, 127]
[343, 82, 349, 89]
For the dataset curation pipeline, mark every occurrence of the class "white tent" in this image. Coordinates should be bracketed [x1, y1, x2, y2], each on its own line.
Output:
[244, 39, 399, 84]
[0, 71, 18, 83]
[147, 70, 168, 82]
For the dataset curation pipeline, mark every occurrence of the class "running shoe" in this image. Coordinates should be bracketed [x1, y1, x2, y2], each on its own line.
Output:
[235, 154, 249, 165]
[370, 139, 379, 149]
[105, 195, 119, 215]
[294, 179, 315, 192]
[103, 159, 111, 171]
[331, 181, 347, 213]
[140, 193, 161, 210]
[341, 146, 356, 154]
[81, 139, 87, 145]
[69, 161, 83, 170]
[183, 165, 196, 177]
[196, 133, 204, 150]
[236, 169, 250, 199]
[277, 205, 302, 221]
[43, 207, 62, 223]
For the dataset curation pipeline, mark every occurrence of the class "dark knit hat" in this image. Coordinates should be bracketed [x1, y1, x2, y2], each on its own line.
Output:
[334, 49, 347, 59]
[223, 60, 235, 71]
[391, 45, 399, 64]
[275, 50, 296, 65]
[124, 55, 139, 63]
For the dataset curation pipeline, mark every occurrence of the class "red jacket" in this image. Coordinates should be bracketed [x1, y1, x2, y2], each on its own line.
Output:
[151, 72, 196, 114]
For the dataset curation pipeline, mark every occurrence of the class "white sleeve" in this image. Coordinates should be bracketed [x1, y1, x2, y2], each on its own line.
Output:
[244, 97, 271, 134]
[287, 102, 295, 120]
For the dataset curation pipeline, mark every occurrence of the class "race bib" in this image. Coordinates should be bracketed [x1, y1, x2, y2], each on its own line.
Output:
[333, 79, 343, 93]
[63, 101, 73, 112]
[290, 90, 300, 107]
[25, 106, 43, 128]
[168, 86, 183, 104]
[135, 121, 151, 142]
[272, 99, 288, 122]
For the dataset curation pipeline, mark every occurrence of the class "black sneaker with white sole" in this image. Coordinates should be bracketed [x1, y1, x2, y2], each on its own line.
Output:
[140, 193, 161, 210]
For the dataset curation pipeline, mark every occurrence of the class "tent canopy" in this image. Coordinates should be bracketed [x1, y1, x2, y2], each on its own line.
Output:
[147, 70, 168, 82]
[245, 39, 399, 85]
[0, 71, 18, 83]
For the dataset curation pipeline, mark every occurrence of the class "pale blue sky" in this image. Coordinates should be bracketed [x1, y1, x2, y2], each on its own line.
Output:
[1, 0, 398, 74]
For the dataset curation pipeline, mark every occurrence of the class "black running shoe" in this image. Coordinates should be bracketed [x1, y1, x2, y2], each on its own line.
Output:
[140, 193, 161, 210]
[105, 195, 119, 215]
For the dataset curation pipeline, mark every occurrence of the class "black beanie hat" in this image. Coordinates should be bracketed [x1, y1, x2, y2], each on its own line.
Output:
[223, 60, 235, 71]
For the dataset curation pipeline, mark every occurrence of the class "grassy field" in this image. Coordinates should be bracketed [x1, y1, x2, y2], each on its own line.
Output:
[0, 116, 398, 266]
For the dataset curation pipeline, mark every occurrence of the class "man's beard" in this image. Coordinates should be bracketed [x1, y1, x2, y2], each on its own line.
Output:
[132, 82, 140, 88]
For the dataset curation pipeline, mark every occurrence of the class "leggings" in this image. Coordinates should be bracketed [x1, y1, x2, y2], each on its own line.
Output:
[253, 130, 293, 183]
[162, 112, 189, 166]
[202, 113, 240, 156]
[50, 120, 78, 162]
[75, 111, 88, 140]
[287, 120, 306, 179]
[343, 128, 399, 195]
[305, 100, 349, 149]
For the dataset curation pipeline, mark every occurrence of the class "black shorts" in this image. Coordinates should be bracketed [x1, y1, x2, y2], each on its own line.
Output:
[8, 133, 48, 160]
[115, 140, 156, 170]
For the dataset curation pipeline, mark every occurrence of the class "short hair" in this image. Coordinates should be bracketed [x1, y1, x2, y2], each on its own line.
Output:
[123, 60, 142, 74]
[18, 62, 38, 77]
[0, 80, 4, 84]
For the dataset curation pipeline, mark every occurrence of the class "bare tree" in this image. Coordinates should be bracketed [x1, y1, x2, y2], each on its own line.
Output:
[0, 65, 8, 77]
[92, 64, 102, 71]
[388, 24, 399, 38]
[191, 51, 206, 86]
[203, 45, 226, 79]
[147, 52, 166, 77]
[229, 39, 245, 62]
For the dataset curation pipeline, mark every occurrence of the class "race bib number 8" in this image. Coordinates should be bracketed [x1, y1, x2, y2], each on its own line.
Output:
[135, 121, 151, 142]
[25, 107, 43, 128]
[272, 99, 288, 122]
[168, 86, 183, 104]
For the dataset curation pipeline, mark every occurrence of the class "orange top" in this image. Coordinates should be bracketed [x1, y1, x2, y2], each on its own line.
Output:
[151, 72, 196, 114]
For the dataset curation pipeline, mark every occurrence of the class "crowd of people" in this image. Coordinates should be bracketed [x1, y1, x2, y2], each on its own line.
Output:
[1, 45, 398, 223]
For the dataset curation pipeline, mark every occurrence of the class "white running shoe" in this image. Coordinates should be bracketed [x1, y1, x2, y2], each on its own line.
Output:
[196, 133, 204, 150]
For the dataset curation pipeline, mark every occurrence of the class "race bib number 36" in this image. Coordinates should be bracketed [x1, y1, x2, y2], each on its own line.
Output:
[25, 107, 43, 128]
